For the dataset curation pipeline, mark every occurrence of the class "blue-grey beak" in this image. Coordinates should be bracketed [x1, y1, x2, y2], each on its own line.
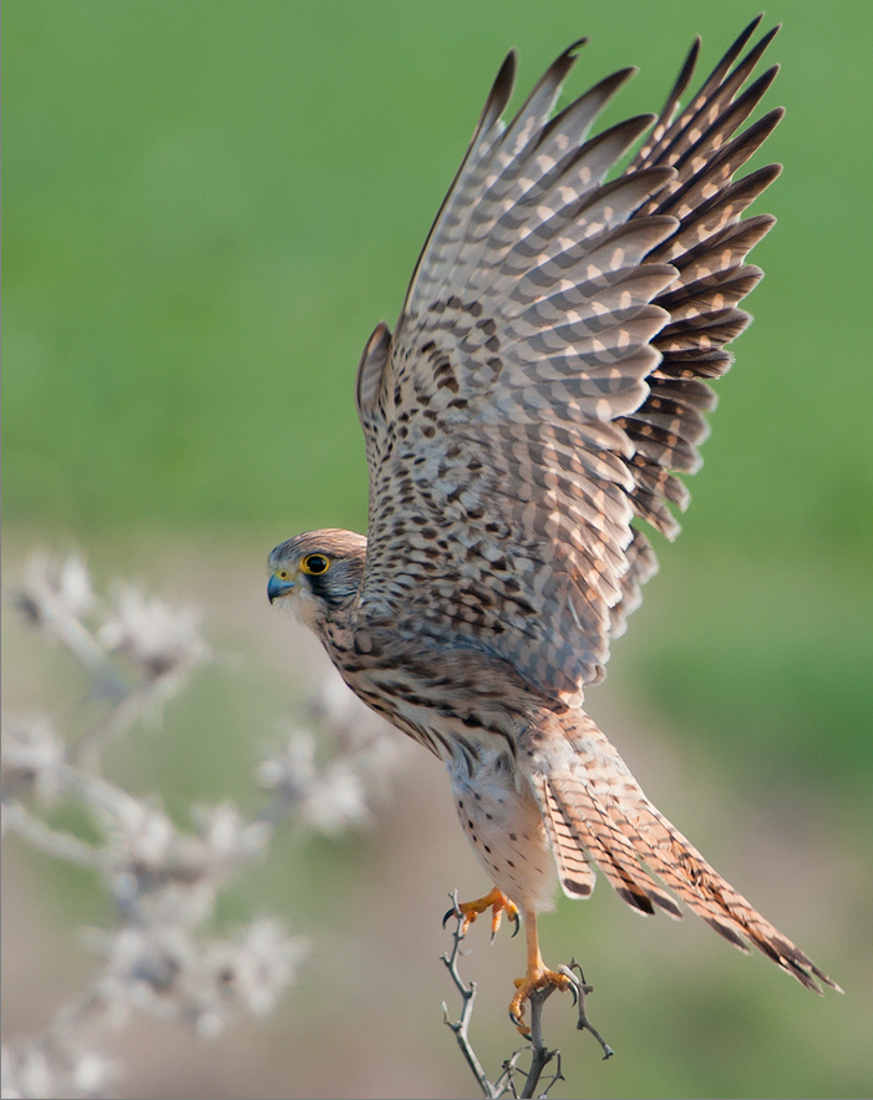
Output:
[267, 572, 294, 603]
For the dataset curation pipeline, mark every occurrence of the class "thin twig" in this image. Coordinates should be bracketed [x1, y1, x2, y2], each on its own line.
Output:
[491, 1050, 524, 1098]
[75, 686, 155, 772]
[441, 891, 497, 1098]
[558, 960, 615, 1060]
[3, 800, 103, 868]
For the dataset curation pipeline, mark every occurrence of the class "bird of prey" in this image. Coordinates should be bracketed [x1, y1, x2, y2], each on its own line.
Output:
[268, 17, 838, 1031]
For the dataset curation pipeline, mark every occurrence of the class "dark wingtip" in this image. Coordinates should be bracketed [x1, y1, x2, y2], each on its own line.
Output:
[758, 22, 782, 47]
[496, 48, 518, 91]
[678, 35, 701, 92]
[544, 37, 589, 85]
[489, 48, 518, 115]
[567, 35, 589, 55]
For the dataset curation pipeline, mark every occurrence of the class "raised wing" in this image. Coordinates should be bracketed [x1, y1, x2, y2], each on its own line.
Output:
[355, 18, 781, 704]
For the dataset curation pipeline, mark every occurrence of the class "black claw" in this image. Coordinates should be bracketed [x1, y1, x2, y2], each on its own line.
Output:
[442, 906, 459, 929]
[511, 912, 520, 938]
[509, 1008, 529, 1034]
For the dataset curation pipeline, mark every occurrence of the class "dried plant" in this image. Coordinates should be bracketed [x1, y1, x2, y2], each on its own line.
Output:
[2, 552, 402, 1099]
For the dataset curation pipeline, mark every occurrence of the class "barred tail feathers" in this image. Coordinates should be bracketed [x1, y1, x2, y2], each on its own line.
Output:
[529, 712, 840, 993]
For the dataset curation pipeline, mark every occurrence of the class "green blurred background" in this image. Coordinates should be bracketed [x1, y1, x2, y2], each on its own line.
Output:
[3, 2, 872, 1097]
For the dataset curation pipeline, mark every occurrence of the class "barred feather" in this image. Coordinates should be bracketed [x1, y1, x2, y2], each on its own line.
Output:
[528, 712, 840, 994]
[357, 18, 784, 701]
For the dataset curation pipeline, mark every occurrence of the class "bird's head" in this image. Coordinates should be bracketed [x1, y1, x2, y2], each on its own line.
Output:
[267, 528, 367, 633]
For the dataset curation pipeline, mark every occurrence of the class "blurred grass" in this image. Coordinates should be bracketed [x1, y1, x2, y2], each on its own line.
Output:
[4, 2, 873, 1098]
[6, 2, 872, 541]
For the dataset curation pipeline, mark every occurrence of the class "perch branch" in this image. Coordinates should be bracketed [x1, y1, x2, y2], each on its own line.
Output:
[441, 891, 497, 1098]
[441, 893, 579, 1099]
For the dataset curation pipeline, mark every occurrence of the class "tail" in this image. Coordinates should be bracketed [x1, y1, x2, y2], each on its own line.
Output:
[528, 711, 841, 993]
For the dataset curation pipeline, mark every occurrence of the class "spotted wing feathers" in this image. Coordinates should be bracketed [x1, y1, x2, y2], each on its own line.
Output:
[357, 20, 781, 702]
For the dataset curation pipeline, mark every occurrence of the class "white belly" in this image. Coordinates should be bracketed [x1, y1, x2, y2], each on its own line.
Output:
[449, 747, 558, 914]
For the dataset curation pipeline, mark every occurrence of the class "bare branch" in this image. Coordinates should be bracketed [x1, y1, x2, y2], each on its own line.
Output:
[440, 898, 615, 1098]
[2, 800, 102, 868]
[441, 892, 497, 1098]
[441, 895, 580, 1099]
[558, 961, 615, 1061]
[517, 986, 563, 1099]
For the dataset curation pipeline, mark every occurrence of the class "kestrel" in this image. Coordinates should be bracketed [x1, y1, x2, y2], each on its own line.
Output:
[268, 17, 838, 1031]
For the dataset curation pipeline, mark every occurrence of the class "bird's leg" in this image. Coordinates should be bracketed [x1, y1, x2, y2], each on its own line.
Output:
[509, 910, 571, 1035]
[444, 886, 520, 941]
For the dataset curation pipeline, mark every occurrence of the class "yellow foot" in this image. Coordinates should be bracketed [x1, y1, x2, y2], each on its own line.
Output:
[509, 963, 572, 1036]
[443, 886, 520, 940]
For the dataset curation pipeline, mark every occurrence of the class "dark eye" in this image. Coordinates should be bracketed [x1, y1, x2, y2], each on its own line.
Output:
[301, 554, 330, 576]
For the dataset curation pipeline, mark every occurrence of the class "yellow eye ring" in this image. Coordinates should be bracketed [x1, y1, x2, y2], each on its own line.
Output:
[301, 554, 330, 576]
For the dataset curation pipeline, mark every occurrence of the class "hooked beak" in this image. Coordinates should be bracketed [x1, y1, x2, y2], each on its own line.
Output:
[267, 572, 295, 604]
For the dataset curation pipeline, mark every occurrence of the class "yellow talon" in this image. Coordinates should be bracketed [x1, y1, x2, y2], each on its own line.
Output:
[453, 886, 519, 938]
[508, 912, 571, 1035]
[509, 964, 572, 1034]
[444, 893, 570, 1034]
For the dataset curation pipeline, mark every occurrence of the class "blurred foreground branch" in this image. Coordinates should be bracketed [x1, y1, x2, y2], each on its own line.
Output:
[2, 552, 402, 1099]
[441, 896, 613, 1099]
